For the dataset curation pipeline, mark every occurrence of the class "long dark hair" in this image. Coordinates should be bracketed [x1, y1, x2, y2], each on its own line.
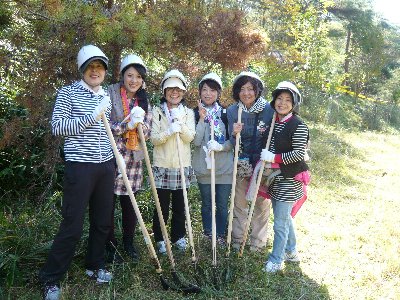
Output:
[121, 64, 149, 113]
[232, 76, 263, 102]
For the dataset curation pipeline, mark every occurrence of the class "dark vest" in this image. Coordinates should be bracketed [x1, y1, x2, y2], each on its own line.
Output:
[274, 115, 309, 178]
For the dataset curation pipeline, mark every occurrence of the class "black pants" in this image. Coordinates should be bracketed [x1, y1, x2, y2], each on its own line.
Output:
[108, 194, 138, 244]
[39, 159, 115, 285]
[152, 188, 186, 243]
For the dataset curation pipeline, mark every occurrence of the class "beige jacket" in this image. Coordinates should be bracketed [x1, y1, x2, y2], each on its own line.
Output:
[151, 105, 195, 168]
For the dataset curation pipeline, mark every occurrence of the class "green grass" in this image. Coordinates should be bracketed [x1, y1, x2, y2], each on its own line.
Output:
[1, 126, 400, 299]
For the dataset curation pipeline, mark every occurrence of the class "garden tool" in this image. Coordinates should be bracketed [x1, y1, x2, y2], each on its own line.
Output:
[239, 112, 276, 257]
[137, 123, 200, 293]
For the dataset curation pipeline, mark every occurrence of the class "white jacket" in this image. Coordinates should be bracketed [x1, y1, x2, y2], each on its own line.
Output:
[150, 105, 195, 168]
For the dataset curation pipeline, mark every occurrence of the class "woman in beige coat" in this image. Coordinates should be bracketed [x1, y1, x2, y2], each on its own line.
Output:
[151, 69, 195, 254]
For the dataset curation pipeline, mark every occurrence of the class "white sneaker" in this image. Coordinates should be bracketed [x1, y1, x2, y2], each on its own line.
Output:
[86, 269, 113, 283]
[43, 284, 61, 300]
[262, 260, 283, 273]
[157, 241, 167, 255]
[174, 238, 187, 251]
[284, 251, 300, 262]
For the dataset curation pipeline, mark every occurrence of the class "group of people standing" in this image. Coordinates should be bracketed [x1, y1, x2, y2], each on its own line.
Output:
[39, 45, 310, 300]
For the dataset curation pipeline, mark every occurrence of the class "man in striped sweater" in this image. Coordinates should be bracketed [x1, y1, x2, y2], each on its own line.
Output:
[39, 45, 115, 300]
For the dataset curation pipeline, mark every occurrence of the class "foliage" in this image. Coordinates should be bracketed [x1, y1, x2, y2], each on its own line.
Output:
[0, 0, 269, 202]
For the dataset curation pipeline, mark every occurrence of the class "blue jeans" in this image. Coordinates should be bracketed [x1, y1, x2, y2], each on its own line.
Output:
[198, 183, 231, 236]
[268, 200, 296, 264]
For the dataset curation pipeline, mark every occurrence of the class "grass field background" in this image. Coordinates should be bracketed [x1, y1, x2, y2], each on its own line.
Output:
[2, 124, 400, 299]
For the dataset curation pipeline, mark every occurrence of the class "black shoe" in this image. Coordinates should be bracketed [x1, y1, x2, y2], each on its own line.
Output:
[123, 237, 139, 262]
[105, 243, 123, 264]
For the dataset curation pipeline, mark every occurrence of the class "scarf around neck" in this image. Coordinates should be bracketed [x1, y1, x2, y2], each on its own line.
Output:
[121, 86, 140, 151]
[238, 97, 268, 114]
[162, 102, 185, 124]
[203, 102, 225, 144]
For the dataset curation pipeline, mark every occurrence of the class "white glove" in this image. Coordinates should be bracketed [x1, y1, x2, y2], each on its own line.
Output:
[203, 146, 212, 169]
[260, 149, 275, 163]
[126, 107, 145, 129]
[207, 140, 223, 152]
[170, 108, 185, 122]
[130, 106, 145, 118]
[92, 96, 111, 121]
[127, 116, 143, 130]
[167, 122, 182, 135]
[304, 150, 310, 162]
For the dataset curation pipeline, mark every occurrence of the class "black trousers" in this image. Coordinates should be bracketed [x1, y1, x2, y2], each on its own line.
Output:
[108, 194, 138, 244]
[39, 159, 115, 285]
[152, 188, 186, 243]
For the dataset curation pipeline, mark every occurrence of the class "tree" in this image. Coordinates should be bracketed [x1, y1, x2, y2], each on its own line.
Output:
[0, 0, 267, 201]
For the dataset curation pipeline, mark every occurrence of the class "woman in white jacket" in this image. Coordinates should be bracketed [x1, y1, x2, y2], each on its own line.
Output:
[151, 69, 196, 254]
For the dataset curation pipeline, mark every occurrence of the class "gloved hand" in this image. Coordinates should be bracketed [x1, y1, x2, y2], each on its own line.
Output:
[167, 122, 182, 136]
[260, 149, 275, 163]
[92, 96, 111, 121]
[170, 107, 185, 122]
[304, 150, 310, 162]
[127, 116, 144, 130]
[130, 106, 146, 118]
[207, 140, 223, 152]
[127, 107, 145, 130]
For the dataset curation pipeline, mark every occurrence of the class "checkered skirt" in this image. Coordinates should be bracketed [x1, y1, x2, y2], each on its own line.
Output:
[152, 166, 195, 190]
[114, 149, 144, 195]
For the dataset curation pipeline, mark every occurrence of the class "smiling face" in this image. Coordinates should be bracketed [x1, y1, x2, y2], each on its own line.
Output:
[123, 66, 143, 98]
[239, 81, 257, 108]
[274, 91, 293, 118]
[165, 87, 184, 109]
[200, 83, 219, 107]
[82, 60, 106, 92]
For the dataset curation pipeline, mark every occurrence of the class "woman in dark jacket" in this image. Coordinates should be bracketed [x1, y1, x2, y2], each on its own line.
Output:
[227, 71, 275, 252]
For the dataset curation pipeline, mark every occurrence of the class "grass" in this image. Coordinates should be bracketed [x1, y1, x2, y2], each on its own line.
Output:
[1, 125, 400, 299]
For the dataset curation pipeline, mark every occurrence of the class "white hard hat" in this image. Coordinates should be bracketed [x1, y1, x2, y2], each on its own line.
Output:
[120, 54, 147, 74]
[161, 69, 187, 93]
[163, 77, 186, 92]
[199, 72, 222, 90]
[271, 81, 302, 113]
[77, 45, 108, 72]
[232, 71, 264, 89]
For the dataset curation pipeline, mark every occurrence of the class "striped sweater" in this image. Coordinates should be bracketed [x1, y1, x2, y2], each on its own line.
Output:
[268, 115, 309, 202]
[51, 81, 113, 163]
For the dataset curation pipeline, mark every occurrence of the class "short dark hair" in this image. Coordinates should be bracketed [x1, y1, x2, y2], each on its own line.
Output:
[271, 90, 298, 114]
[199, 79, 221, 92]
[232, 76, 263, 102]
[199, 79, 222, 101]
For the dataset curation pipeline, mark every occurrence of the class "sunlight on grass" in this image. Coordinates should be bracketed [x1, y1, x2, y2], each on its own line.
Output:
[297, 130, 400, 300]
[2, 130, 400, 299]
